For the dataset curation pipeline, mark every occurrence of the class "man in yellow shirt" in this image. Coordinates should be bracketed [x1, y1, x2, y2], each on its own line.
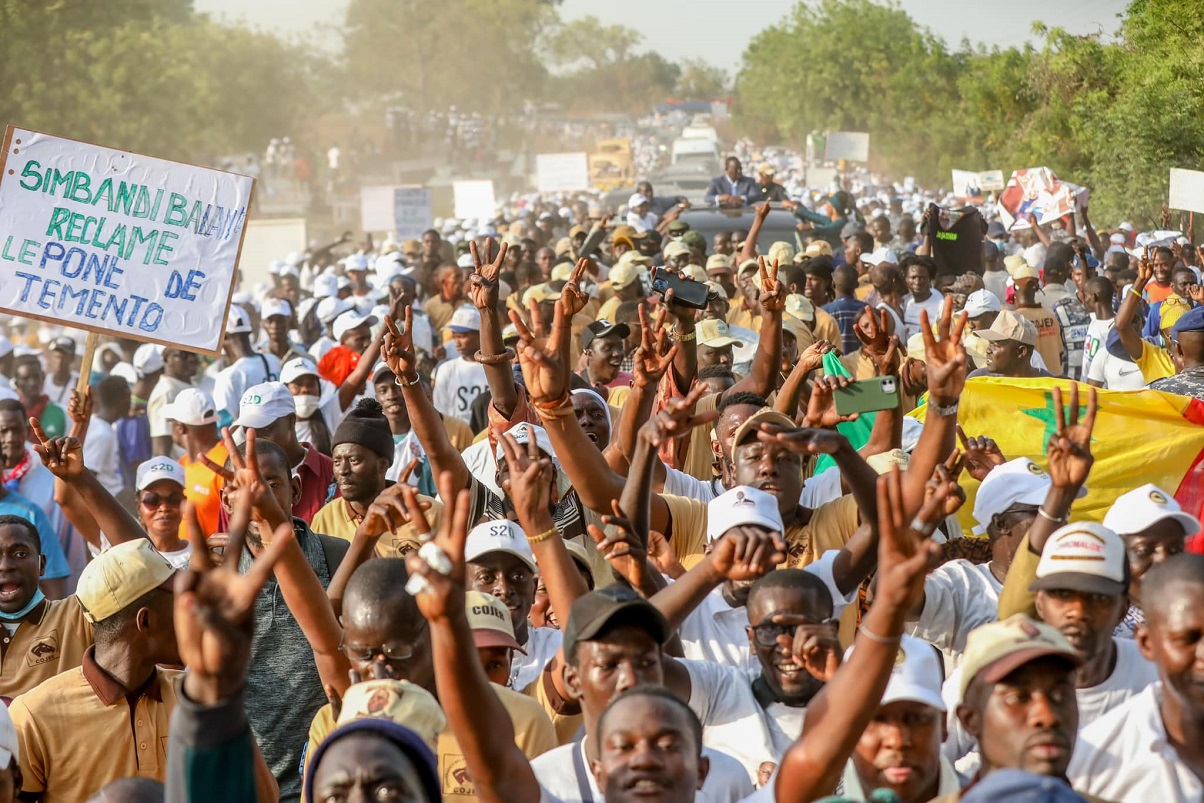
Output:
[1112, 257, 1176, 384]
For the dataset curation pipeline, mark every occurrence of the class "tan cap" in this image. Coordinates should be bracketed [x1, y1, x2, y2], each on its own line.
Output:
[705, 281, 728, 300]
[959, 614, 1080, 701]
[731, 408, 795, 453]
[609, 259, 642, 290]
[680, 264, 708, 284]
[705, 253, 732, 273]
[335, 679, 446, 750]
[664, 241, 693, 259]
[697, 319, 745, 349]
[781, 313, 815, 348]
[523, 283, 562, 306]
[1013, 263, 1040, 282]
[612, 224, 646, 242]
[562, 539, 594, 579]
[865, 448, 910, 474]
[975, 309, 1038, 346]
[802, 240, 834, 258]
[76, 540, 176, 623]
[757, 162, 776, 175]
[1003, 254, 1027, 276]
[466, 591, 525, 653]
[784, 293, 815, 323]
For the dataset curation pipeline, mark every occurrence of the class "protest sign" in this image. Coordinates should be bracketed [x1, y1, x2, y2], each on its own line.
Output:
[360, 185, 397, 231]
[979, 169, 1006, 191]
[996, 167, 1085, 231]
[453, 180, 496, 221]
[1169, 168, 1204, 214]
[951, 170, 984, 201]
[237, 218, 307, 290]
[536, 152, 590, 193]
[393, 187, 433, 239]
[0, 127, 253, 355]
[824, 132, 870, 162]
[806, 167, 839, 192]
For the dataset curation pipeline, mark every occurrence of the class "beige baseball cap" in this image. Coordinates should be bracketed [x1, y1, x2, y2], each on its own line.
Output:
[959, 615, 1080, 701]
[466, 591, 525, 653]
[697, 319, 745, 349]
[76, 540, 176, 623]
[335, 679, 446, 750]
[975, 309, 1038, 347]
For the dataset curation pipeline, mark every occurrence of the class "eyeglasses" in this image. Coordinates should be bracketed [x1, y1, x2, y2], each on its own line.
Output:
[340, 624, 426, 663]
[750, 620, 834, 648]
[140, 492, 184, 509]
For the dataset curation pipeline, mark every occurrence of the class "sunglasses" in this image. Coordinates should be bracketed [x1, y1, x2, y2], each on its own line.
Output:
[140, 492, 184, 509]
[750, 620, 834, 648]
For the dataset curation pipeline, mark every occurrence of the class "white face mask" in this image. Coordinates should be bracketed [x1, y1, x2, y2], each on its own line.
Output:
[293, 394, 321, 419]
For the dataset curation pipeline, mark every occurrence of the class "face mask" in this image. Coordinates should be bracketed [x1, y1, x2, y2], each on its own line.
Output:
[293, 394, 320, 419]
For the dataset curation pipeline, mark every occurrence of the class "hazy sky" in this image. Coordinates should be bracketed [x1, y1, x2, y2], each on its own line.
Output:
[195, 0, 1129, 73]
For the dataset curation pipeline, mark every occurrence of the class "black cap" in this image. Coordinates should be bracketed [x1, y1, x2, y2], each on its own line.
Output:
[50, 337, 76, 355]
[563, 586, 671, 659]
[581, 320, 631, 351]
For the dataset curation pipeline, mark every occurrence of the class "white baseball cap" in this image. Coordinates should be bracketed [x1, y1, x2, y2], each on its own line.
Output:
[456, 253, 475, 269]
[706, 486, 783, 543]
[333, 311, 377, 342]
[132, 343, 164, 377]
[963, 289, 1002, 318]
[464, 520, 537, 572]
[317, 297, 353, 325]
[233, 381, 296, 429]
[1030, 522, 1127, 596]
[0, 698, 17, 769]
[226, 305, 253, 334]
[261, 297, 292, 320]
[313, 273, 339, 299]
[448, 306, 481, 334]
[627, 193, 650, 209]
[136, 457, 185, 491]
[845, 634, 946, 711]
[861, 247, 898, 266]
[494, 423, 557, 466]
[1102, 483, 1200, 537]
[972, 458, 1086, 535]
[280, 357, 320, 385]
[160, 388, 217, 427]
[345, 253, 370, 272]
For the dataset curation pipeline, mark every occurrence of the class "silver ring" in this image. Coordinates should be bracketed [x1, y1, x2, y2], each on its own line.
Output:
[909, 517, 936, 537]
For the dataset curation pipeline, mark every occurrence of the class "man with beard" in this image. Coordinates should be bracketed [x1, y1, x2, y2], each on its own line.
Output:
[1069, 554, 1204, 800]
[311, 399, 394, 543]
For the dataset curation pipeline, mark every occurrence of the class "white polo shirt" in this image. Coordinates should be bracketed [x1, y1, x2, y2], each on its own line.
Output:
[1069, 682, 1203, 802]
[677, 550, 859, 676]
[532, 736, 752, 803]
[685, 659, 808, 784]
[662, 466, 844, 510]
[907, 560, 1002, 667]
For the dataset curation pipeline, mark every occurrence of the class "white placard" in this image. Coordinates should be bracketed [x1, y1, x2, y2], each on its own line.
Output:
[453, 180, 496, 221]
[1169, 168, 1204, 214]
[393, 187, 433, 239]
[360, 185, 397, 232]
[535, 152, 590, 193]
[824, 132, 870, 162]
[979, 169, 1006, 191]
[807, 167, 839, 192]
[236, 218, 306, 291]
[0, 127, 253, 355]
[951, 169, 983, 199]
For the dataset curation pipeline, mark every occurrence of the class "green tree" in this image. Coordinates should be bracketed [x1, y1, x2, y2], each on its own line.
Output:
[675, 59, 729, 101]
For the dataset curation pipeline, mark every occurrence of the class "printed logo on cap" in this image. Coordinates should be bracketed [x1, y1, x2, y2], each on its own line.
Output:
[243, 394, 263, 406]
[733, 490, 755, 507]
[1025, 461, 1047, 477]
[489, 523, 515, 541]
[149, 462, 177, 474]
[1149, 489, 1168, 505]
[1018, 619, 1041, 639]
[471, 602, 507, 623]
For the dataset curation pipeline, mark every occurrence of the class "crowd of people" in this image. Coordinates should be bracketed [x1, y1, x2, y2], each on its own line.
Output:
[0, 145, 1199, 803]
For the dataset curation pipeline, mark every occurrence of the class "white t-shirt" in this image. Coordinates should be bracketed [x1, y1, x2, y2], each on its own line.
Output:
[430, 357, 488, 424]
[662, 465, 843, 510]
[685, 659, 807, 784]
[213, 353, 282, 422]
[1085, 345, 1145, 390]
[942, 637, 1158, 773]
[1080, 316, 1113, 382]
[901, 291, 945, 340]
[906, 560, 1002, 666]
[532, 737, 752, 803]
[158, 544, 193, 571]
[1069, 682, 1203, 802]
[511, 626, 563, 693]
[44, 371, 80, 406]
[83, 416, 124, 497]
[677, 550, 858, 677]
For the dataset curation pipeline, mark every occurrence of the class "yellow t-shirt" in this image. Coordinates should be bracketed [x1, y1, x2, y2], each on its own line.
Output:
[304, 683, 556, 802]
[521, 666, 583, 747]
[310, 495, 443, 557]
[813, 309, 842, 348]
[444, 416, 475, 452]
[1137, 340, 1175, 383]
[660, 493, 859, 570]
[680, 392, 721, 483]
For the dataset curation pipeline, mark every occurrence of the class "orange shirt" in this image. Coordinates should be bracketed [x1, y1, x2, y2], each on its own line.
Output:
[1145, 281, 1174, 305]
[180, 441, 228, 540]
[318, 345, 359, 385]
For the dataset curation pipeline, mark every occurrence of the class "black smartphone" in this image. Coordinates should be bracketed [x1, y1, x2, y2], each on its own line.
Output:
[650, 267, 710, 309]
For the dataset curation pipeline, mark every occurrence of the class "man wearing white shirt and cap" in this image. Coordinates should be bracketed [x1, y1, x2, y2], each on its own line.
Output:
[280, 357, 340, 456]
[1068, 553, 1204, 802]
[213, 305, 281, 427]
[963, 290, 1051, 375]
[258, 297, 308, 365]
[431, 306, 488, 424]
[625, 193, 657, 234]
[906, 458, 1085, 665]
[1101, 482, 1199, 639]
[309, 297, 353, 362]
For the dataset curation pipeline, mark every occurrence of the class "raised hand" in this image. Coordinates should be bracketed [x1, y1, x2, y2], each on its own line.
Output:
[927, 449, 968, 516]
[382, 306, 419, 382]
[956, 426, 1006, 481]
[221, 427, 288, 531]
[588, 502, 650, 592]
[498, 428, 555, 526]
[67, 388, 93, 439]
[561, 258, 591, 318]
[874, 467, 947, 612]
[920, 295, 968, 403]
[756, 421, 848, 456]
[176, 498, 292, 704]
[637, 384, 716, 449]
[1189, 284, 1204, 305]
[1136, 248, 1154, 289]
[776, 622, 842, 683]
[755, 201, 771, 222]
[710, 524, 787, 581]
[404, 471, 474, 624]
[29, 420, 85, 480]
[646, 529, 685, 579]
[1046, 384, 1097, 490]
[797, 340, 834, 376]
[757, 256, 786, 312]
[510, 299, 569, 405]
[632, 303, 677, 389]
[854, 307, 891, 359]
[467, 238, 507, 311]
[356, 482, 432, 544]
[804, 375, 861, 429]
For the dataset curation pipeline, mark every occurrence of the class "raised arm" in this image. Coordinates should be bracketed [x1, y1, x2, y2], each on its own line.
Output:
[578, 214, 611, 259]
[55, 390, 102, 546]
[775, 468, 951, 802]
[339, 321, 387, 412]
[739, 202, 772, 263]
[383, 307, 472, 493]
[725, 255, 785, 400]
[773, 340, 832, 419]
[467, 239, 520, 417]
[1026, 212, 1052, 247]
[1115, 251, 1151, 361]
[406, 474, 543, 803]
